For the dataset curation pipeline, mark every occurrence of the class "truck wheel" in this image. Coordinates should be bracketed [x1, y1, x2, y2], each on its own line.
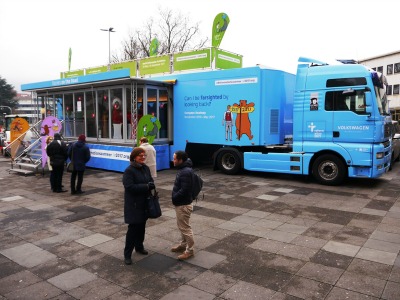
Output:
[312, 154, 346, 185]
[217, 150, 241, 175]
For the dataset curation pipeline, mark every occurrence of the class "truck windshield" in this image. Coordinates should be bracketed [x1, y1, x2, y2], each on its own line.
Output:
[372, 72, 389, 115]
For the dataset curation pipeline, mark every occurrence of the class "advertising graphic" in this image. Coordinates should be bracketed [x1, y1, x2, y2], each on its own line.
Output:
[110, 61, 137, 76]
[231, 100, 255, 140]
[139, 55, 170, 76]
[41, 116, 63, 168]
[174, 49, 212, 71]
[9, 117, 30, 159]
[215, 49, 243, 69]
[68, 47, 72, 71]
[212, 13, 230, 48]
[149, 38, 159, 57]
[137, 114, 162, 146]
[310, 92, 319, 111]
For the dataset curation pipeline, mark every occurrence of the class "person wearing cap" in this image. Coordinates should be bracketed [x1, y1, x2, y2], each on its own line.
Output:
[68, 134, 91, 195]
[46, 133, 68, 193]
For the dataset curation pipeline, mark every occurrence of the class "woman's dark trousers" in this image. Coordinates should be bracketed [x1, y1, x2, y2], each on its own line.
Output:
[124, 222, 146, 259]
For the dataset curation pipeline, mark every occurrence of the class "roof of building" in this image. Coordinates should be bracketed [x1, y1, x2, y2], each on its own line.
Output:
[359, 50, 400, 62]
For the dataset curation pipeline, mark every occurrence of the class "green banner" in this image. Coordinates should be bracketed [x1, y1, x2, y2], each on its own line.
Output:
[139, 55, 170, 76]
[215, 49, 242, 69]
[68, 48, 72, 71]
[173, 49, 211, 71]
[212, 13, 229, 48]
[64, 70, 84, 78]
[111, 61, 137, 77]
[149, 38, 159, 57]
[86, 66, 108, 75]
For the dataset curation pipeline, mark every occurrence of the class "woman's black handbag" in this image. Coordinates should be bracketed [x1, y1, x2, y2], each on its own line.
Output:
[146, 189, 161, 219]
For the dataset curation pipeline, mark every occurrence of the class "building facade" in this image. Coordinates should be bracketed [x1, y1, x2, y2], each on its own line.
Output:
[359, 50, 400, 121]
[10, 93, 40, 126]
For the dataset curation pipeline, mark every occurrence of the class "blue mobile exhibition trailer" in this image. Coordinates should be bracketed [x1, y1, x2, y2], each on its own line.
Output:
[22, 57, 392, 184]
[22, 69, 172, 173]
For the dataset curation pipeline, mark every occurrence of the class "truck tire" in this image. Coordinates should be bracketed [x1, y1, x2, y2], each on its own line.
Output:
[312, 154, 346, 185]
[217, 150, 241, 175]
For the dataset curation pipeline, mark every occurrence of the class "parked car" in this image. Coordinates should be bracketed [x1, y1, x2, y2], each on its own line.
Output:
[389, 120, 400, 170]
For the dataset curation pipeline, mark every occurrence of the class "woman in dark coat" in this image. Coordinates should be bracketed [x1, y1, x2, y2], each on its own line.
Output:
[123, 147, 155, 265]
[46, 133, 68, 193]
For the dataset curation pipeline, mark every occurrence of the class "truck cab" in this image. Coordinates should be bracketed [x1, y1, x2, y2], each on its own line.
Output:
[293, 58, 391, 184]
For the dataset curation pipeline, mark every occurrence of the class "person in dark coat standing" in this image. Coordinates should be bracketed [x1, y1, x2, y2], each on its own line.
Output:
[45, 135, 55, 191]
[46, 133, 68, 193]
[68, 134, 91, 195]
[171, 150, 195, 260]
[123, 147, 155, 265]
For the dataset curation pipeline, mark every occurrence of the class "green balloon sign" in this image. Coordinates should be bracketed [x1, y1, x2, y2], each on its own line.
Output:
[136, 114, 161, 146]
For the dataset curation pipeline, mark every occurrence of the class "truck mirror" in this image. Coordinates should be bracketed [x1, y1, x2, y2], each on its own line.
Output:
[365, 92, 372, 116]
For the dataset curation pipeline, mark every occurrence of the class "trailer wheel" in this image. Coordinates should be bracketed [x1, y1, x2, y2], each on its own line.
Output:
[312, 154, 346, 185]
[217, 150, 241, 175]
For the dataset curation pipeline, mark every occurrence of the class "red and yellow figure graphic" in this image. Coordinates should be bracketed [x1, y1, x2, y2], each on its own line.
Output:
[231, 100, 255, 140]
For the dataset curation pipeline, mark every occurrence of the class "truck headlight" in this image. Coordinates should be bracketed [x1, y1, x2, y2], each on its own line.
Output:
[376, 152, 384, 159]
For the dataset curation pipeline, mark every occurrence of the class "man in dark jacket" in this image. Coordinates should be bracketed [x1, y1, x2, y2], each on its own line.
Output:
[46, 133, 68, 193]
[171, 150, 195, 260]
[68, 134, 91, 195]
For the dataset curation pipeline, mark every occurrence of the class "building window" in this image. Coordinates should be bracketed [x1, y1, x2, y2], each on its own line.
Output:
[394, 84, 400, 95]
[387, 85, 393, 95]
[377, 66, 383, 73]
[394, 63, 400, 74]
[387, 64, 393, 75]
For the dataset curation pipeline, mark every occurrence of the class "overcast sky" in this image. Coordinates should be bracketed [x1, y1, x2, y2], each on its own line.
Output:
[1, 0, 399, 92]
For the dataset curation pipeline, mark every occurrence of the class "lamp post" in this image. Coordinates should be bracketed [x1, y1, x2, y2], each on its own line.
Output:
[100, 27, 115, 69]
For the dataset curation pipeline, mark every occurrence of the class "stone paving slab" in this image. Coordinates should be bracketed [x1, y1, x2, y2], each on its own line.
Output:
[47, 268, 97, 291]
[0, 243, 57, 268]
[1, 159, 400, 299]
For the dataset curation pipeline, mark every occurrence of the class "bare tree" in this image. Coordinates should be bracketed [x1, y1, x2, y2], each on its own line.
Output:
[115, 7, 208, 62]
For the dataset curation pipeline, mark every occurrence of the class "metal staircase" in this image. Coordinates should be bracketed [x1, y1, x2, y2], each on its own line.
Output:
[5, 121, 44, 175]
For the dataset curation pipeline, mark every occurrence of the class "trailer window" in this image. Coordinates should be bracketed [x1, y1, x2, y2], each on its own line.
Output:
[325, 90, 366, 114]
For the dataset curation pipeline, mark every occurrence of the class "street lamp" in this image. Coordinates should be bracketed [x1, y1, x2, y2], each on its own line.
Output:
[100, 27, 116, 68]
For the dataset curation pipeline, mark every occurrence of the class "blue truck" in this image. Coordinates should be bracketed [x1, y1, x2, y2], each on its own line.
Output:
[164, 57, 392, 185]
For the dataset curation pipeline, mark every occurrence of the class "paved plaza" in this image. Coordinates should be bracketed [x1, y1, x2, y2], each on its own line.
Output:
[0, 157, 399, 299]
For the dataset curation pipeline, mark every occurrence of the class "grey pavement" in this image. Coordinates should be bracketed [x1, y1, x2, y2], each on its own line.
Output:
[0, 157, 399, 300]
